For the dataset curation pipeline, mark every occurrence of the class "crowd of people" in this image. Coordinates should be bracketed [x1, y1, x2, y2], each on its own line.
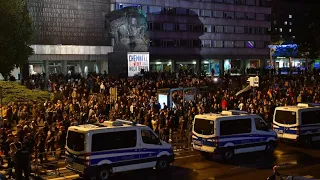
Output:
[0, 69, 320, 179]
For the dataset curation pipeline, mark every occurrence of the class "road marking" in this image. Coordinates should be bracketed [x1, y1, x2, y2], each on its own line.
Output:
[46, 174, 79, 180]
[175, 155, 197, 159]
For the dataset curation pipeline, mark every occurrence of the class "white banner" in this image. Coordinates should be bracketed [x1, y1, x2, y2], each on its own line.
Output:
[127, 52, 149, 77]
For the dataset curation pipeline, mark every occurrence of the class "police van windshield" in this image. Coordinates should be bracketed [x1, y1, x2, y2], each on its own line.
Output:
[275, 110, 297, 125]
[194, 118, 214, 135]
[67, 131, 85, 152]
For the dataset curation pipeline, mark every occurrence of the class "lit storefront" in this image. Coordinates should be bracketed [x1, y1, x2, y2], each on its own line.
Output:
[150, 60, 172, 72]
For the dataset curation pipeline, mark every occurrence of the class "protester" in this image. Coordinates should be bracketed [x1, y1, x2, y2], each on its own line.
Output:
[0, 69, 319, 177]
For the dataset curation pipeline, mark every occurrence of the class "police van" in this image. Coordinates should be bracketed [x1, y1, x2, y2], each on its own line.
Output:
[273, 103, 320, 144]
[65, 120, 174, 180]
[192, 110, 277, 160]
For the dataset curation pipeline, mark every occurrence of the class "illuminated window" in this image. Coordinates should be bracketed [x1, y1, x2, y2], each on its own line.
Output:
[289, 14, 292, 18]
[289, 22, 292, 25]
[284, 21, 287, 25]
[279, 28, 282, 32]
[293, 36, 296, 39]
[289, 29, 292, 32]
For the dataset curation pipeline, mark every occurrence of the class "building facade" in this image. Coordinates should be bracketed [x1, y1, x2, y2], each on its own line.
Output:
[22, 0, 271, 78]
[25, 0, 114, 78]
[270, 0, 307, 70]
[114, 0, 272, 75]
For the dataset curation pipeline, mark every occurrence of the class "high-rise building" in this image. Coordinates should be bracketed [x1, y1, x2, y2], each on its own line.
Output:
[24, 0, 271, 77]
[114, 0, 272, 75]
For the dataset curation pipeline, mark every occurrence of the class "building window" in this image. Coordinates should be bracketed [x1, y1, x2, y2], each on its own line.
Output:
[213, 41, 223, 47]
[246, 41, 255, 48]
[284, 21, 288, 25]
[224, 0, 235, 4]
[147, 22, 153, 31]
[149, 39, 161, 47]
[162, 39, 176, 47]
[213, 11, 223, 18]
[224, 41, 234, 48]
[189, 24, 202, 32]
[256, 13, 265, 20]
[289, 14, 292, 18]
[163, 23, 174, 31]
[279, 28, 282, 32]
[201, 40, 212, 47]
[235, 26, 245, 33]
[273, 20, 277, 25]
[289, 22, 292, 25]
[235, 12, 245, 19]
[177, 24, 187, 31]
[179, 40, 187, 47]
[214, 0, 223, 3]
[163, 7, 175, 15]
[289, 29, 292, 32]
[153, 23, 162, 31]
[176, 8, 187, 15]
[235, 0, 246, 5]
[235, 41, 245, 47]
[256, 41, 264, 48]
[215, 26, 223, 33]
[190, 9, 200, 16]
[204, 25, 212, 32]
[246, 0, 255, 5]
[245, 12, 255, 20]
[224, 26, 235, 33]
[193, 40, 201, 47]
[149, 6, 162, 14]
[244, 27, 253, 34]
[293, 36, 295, 39]
[224, 11, 234, 19]
[201, 10, 211, 17]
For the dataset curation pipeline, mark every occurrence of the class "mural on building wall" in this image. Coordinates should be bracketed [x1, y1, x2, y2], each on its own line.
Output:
[27, 0, 111, 45]
[105, 7, 149, 52]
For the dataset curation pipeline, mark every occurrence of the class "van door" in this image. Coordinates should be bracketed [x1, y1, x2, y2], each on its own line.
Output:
[139, 129, 161, 169]
[254, 118, 272, 151]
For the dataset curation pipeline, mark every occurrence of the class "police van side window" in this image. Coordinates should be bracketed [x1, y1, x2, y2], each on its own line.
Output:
[141, 130, 160, 145]
[91, 130, 137, 152]
[254, 118, 269, 131]
[220, 119, 252, 136]
[301, 110, 320, 125]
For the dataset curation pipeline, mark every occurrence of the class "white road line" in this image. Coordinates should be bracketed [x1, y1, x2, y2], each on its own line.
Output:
[175, 155, 197, 159]
[46, 174, 79, 180]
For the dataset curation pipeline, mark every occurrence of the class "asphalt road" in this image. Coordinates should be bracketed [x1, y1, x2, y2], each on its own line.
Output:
[44, 142, 320, 180]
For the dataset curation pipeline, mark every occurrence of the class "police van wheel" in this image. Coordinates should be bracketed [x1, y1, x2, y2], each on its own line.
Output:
[156, 157, 169, 170]
[222, 149, 234, 161]
[97, 167, 111, 180]
[265, 142, 276, 154]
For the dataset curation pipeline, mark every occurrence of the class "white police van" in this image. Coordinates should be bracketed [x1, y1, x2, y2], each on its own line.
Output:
[192, 110, 277, 160]
[273, 103, 320, 145]
[65, 120, 174, 180]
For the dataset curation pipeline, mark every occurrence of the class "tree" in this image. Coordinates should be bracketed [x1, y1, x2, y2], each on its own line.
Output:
[294, 6, 320, 60]
[0, 0, 33, 80]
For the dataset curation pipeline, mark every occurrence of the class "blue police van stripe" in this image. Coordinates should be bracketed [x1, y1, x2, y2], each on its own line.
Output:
[67, 148, 173, 166]
[193, 134, 276, 148]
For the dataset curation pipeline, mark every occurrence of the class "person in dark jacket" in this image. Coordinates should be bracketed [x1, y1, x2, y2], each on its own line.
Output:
[14, 143, 30, 180]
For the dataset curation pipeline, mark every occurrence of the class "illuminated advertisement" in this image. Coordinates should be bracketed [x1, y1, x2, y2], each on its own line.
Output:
[127, 52, 149, 77]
